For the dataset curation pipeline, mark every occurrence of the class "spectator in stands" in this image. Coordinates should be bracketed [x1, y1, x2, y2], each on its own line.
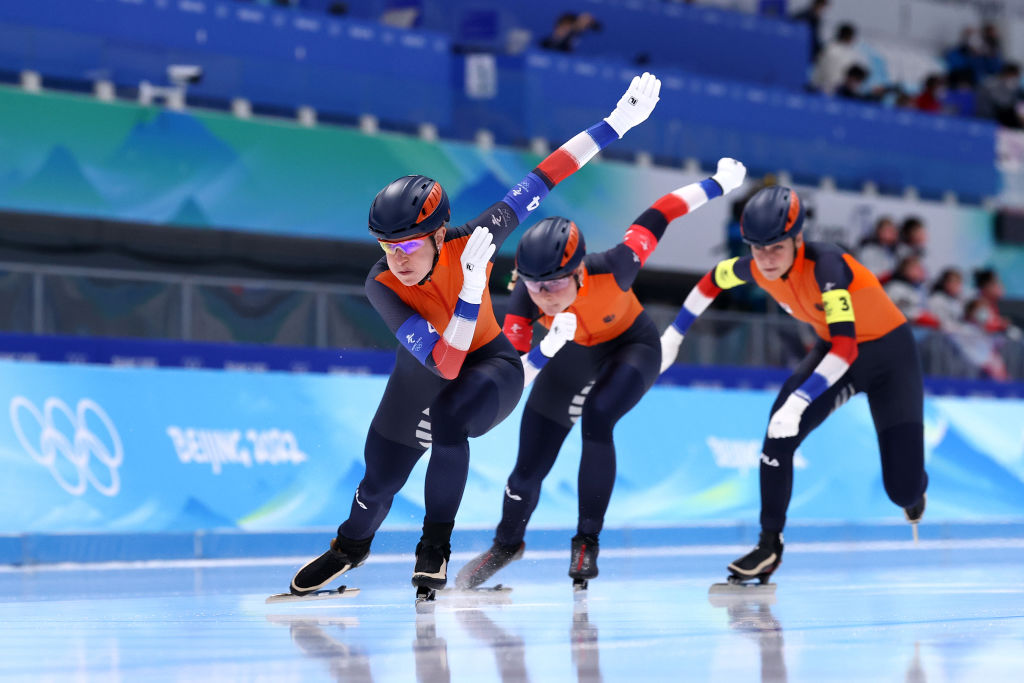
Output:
[980, 23, 1005, 75]
[884, 256, 939, 328]
[913, 74, 946, 113]
[927, 268, 966, 332]
[540, 12, 602, 53]
[963, 299, 1010, 380]
[943, 69, 977, 118]
[835, 64, 889, 102]
[811, 23, 863, 95]
[970, 268, 1020, 338]
[976, 62, 1023, 128]
[897, 216, 927, 262]
[791, 0, 829, 61]
[857, 216, 900, 282]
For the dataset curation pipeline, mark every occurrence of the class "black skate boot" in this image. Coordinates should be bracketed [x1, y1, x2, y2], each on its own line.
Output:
[412, 520, 454, 601]
[903, 492, 926, 524]
[569, 533, 599, 591]
[455, 540, 525, 589]
[727, 531, 783, 585]
[290, 534, 371, 596]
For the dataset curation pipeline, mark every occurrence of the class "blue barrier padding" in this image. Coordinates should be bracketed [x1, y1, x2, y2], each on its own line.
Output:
[518, 52, 1000, 201]
[0, 2, 997, 199]
[2, 332, 1022, 397]
[0, 0, 452, 128]
[6, 521, 1024, 565]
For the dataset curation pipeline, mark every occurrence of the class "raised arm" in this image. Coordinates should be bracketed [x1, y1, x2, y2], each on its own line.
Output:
[595, 158, 747, 293]
[659, 255, 755, 372]
[472, 73, 662, 251]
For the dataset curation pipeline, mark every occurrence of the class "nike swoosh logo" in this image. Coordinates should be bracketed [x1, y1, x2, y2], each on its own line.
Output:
[505, 485, 522, 501]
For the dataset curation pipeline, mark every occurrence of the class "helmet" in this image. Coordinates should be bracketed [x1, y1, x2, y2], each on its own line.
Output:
[515, 216, 586, 280]
[368, 175, 451, 241]
[740, 186, 804, 246]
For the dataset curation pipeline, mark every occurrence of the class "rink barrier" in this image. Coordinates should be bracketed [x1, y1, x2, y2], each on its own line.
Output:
[2, 333, 1023, 398]
[4, 521, 1024, 566]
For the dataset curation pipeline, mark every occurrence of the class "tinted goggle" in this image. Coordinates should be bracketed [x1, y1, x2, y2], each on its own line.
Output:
[379, 236, 430, 256]
[522, 274, 575, 294]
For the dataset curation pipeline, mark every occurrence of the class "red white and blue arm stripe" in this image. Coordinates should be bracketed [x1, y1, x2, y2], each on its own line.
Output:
[792, 255, 860, 403]
[395, 298, 481, 380]
[669, 256, 751, 334]
[501, 121, 620, 223]
[623, 178, 724, 266]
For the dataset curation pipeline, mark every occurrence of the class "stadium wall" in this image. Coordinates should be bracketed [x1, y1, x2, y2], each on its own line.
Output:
[1, 358, 1022, 564]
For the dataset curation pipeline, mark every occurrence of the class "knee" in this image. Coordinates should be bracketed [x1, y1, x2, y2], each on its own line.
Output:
[428, 401, 469, 445]
[580, 398, 618, 443]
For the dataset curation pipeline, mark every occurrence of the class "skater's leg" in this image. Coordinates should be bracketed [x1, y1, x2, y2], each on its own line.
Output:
[426, 355, 523, 523]
[576, 360, 653, 537]
[495, 407, 573, 545]
[339, 427, 424, 540]
[863, 324, 928, 512]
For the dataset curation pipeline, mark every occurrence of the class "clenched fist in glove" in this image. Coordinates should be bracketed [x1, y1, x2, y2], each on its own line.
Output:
[458, 226, 496, 304]
[711, 158, 747, 195]
[539, 312, 577, 357]
[659, 326, 684, 374]
[767, 394, 809, 439]
[604, 72, 661, 138]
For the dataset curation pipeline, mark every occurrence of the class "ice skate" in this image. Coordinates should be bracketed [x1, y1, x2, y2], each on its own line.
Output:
[455, 540, 525, 589]
[569, 534, 599, 591]
[709, 531, 781, 598]
[287, 535, 370, 597]
[904, 492, 926, 542]
[412, 520, 454, 603]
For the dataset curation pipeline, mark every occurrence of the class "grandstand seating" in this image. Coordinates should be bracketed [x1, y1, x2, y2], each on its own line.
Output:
[0, 0, 1001, 200]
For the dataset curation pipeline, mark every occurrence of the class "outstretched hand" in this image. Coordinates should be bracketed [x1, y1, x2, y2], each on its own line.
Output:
[711, 158, 747, 195]
[604, 72, 661, 138]
[459, 226, 496, 304]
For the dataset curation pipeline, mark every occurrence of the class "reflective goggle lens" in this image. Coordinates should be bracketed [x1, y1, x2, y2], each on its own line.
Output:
[379, 236, 429, 256]
[522, 275, 574, 294]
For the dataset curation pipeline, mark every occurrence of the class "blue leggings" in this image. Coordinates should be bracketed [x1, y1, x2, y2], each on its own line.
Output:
[759, 323, 928, 533]
[496, 313, 661, 544]
[339, 335, 523, 540]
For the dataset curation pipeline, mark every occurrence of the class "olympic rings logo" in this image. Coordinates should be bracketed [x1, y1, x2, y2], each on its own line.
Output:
[9, 397, 123, 497]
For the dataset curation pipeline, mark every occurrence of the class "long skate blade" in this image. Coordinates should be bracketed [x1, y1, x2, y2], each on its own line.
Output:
[265, 586, 360, 604]
[708, 582, 776, 607]
[912, 522, 919, 544]
[437, 584, 513, 595]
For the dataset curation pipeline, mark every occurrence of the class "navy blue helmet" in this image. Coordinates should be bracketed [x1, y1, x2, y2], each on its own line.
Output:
[368, 175, 450, 241]
[515, 216, 586, 280]
[740, 186, 804, 246]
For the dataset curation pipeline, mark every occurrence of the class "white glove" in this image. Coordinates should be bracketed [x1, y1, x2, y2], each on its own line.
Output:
[711, 158, 747, 195]
[604, 71, 661, 138]
[458, 226, 496, 304]
[767, 394, 809, 439]
[539, 312, 577, 357]
[660, 326, 684, 373]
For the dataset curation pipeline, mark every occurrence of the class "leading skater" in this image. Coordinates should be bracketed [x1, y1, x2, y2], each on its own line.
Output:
[658, 185, 929, 585]
[288, 73, 663, 597]
[456, 158, 747, 590]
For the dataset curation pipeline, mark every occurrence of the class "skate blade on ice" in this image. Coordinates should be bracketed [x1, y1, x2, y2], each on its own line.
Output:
[429, 584, 513, 607]
[266, 586, 360, 604]
[708, 581, 776, 607]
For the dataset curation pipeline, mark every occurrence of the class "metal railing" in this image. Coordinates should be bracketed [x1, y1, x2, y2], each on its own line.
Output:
[1, 260, 1021, 380]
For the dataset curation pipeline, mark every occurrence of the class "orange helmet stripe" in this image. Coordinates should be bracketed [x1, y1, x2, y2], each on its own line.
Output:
[416, 182, 444, 225]
[785, 192, 801, 233]
[560, 222, 580, 267]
